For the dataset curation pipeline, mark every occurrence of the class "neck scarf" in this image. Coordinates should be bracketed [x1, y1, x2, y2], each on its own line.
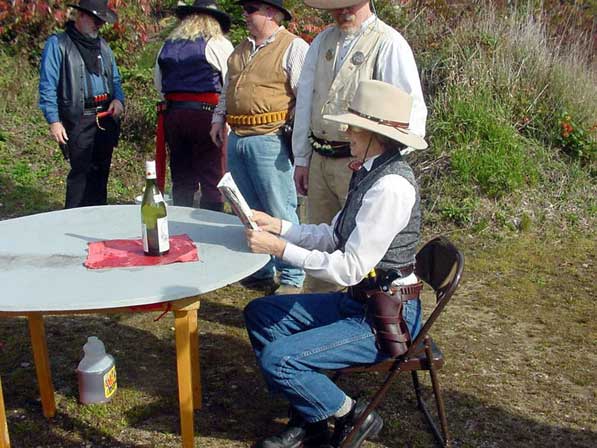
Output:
[65, 21, 102, 76]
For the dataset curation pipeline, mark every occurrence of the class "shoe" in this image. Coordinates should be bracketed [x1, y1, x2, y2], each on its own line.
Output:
[240, 275, 278, 293]
[273, 284, 303, 295]
[329, 401, 383, 448]
[255, 413, 329, 448]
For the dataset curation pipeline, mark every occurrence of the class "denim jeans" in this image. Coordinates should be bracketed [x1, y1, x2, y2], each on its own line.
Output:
[244, 291, 422, 423]
[227, 132, 304, 287]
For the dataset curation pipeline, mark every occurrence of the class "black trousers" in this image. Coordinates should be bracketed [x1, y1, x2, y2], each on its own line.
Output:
[65, 114, 119, 209]
[164, 108, 224, 210]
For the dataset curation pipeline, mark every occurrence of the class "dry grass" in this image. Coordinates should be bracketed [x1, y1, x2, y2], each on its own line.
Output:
[0, 230, 595, 447]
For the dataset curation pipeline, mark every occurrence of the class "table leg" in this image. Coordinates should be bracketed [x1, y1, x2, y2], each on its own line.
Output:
[0, 377, 10, 447]
[174, 310, 195, 448]
[27, 315, 56, 418]
[189, 310, 201, 410]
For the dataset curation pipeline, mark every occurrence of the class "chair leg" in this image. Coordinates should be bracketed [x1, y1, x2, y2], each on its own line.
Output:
[340, 364, 403, 448]
[411, 371, 424, 410]
[410, 338, 450, 447]
[428, 349, 450, 447]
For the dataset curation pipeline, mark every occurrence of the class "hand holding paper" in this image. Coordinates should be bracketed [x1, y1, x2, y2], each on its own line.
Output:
[217, 173, 259, 230]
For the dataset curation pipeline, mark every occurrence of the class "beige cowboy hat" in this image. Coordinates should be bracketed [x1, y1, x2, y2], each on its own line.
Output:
[324, 80, 428, 150]
[304, 0, 367, 10]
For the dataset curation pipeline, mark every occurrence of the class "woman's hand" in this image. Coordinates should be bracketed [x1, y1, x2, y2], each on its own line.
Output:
[246, 229, 286, 258]
[252, 210, 282, 235]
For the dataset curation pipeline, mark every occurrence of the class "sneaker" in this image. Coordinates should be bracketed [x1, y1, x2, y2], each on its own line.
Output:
[240, 275, 278, 293]
[273, 284, 303, 295]
[329, 401, 383, 448]
[255, 414, 329, 448]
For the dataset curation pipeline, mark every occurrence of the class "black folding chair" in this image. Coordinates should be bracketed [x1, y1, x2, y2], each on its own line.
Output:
[335, 236, 464, 447]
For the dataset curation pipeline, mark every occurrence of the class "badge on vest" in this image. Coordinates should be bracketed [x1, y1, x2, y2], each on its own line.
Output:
[326, 49, 334, 61]
[351, 51, 365, 65]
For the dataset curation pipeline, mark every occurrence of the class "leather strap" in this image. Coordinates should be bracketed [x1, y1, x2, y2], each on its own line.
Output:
[166, 101, 215, 112]
[349, 281, 423, 304]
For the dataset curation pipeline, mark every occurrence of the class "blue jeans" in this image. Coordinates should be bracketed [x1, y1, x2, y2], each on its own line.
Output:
[227, 132, 304, 287]
[244, 292, 422, 423]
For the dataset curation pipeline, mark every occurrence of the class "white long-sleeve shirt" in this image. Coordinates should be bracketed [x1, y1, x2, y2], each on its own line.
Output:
[279, 155, 418, 287]
[292, 15, 427, 166]
[153, 35, 234, 98]
[212, 26, 309, 124]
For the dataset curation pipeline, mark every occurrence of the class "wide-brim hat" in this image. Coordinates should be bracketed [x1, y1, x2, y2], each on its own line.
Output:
[176, 0, 232, 33]
[237, 0, 292, 21]
[68, 0, 117, 24]
[304, 0, 365, 10]
[324, 80, 428, 150]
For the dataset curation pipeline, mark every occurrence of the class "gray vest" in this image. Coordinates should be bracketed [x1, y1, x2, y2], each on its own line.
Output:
[56, 33, 114, 129]
[335, 151, 420, 271]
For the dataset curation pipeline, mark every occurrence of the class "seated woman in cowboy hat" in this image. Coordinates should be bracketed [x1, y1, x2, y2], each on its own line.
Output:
[153, 0, 233, 210]
[243, 80, 428, 448]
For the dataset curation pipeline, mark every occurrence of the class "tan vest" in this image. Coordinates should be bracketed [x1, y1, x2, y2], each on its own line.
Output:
[311, 20, 385, 142]
[226, 29, 296, 136]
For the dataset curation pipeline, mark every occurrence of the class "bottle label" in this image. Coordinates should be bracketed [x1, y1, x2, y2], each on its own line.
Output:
[103, 365, 117, 399]
[157, 216, 170, 251]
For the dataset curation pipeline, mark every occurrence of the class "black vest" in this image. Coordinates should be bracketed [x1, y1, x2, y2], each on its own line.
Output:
[335, 150, 421, 271]
[56, 32, 114, 129]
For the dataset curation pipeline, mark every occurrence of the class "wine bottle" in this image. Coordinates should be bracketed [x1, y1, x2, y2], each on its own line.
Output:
[141, 160, 169, 256]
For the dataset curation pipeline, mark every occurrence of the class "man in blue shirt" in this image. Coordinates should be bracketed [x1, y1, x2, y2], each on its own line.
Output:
[39, 0, 125, 208]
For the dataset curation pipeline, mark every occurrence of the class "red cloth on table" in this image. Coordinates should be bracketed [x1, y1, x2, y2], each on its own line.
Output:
[84, 234, 198, 269]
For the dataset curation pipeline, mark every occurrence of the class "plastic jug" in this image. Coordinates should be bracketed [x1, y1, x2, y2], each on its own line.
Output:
[76, 336, 117, 404]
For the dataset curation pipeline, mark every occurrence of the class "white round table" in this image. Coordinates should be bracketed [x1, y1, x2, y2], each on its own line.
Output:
[0, 205, 268, 448]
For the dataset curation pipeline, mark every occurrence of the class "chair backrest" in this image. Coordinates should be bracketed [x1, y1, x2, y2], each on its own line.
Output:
[406, 236, 464, 356]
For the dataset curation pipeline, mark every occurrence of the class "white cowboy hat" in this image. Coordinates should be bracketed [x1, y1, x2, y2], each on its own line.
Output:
[304, 0, 367, 10]
[324, 80, 428, 150]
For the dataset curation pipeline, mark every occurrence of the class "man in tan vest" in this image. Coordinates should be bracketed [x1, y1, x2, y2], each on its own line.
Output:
[210, 0, 308, 294]
[292, 0, 427, 292]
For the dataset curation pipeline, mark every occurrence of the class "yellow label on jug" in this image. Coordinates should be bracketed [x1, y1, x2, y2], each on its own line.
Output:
[103, 366, 117, 398]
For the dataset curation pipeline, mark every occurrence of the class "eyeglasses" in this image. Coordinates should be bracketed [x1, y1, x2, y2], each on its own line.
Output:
[242, 4, 261, 14]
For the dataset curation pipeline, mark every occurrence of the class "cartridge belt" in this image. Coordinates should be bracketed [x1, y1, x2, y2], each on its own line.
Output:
[226, 110, 288, 126]
[83, 103, 110, 115]
[349, 281, 423, 304]
[309, 133, 352, 158]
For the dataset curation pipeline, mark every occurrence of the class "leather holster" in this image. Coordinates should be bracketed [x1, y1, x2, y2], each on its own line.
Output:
[349, 282, 423, 357]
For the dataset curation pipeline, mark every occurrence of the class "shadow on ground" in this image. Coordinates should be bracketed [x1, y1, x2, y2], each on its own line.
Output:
[0, 297, 595, 447]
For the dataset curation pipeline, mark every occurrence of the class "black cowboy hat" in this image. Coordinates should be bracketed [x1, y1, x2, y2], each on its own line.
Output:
[237, 0, 292, 21]
[176, 0, 232, 33]
[68, 0, 118, 24]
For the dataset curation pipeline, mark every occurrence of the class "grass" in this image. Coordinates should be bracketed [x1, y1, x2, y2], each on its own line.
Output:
[0, 1, 596, 446]
[0, 232, 595, 447]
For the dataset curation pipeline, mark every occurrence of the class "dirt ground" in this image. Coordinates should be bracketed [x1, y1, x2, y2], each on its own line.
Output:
[0, 230, 595, 447]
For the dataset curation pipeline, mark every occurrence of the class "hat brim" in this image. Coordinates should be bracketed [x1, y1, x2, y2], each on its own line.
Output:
[237, 0, 292, 21]
[324, 112, 428, 150]
[304, 0, 364, 10]
[175, 6, 232, 32]
[69, 4, 118, 24]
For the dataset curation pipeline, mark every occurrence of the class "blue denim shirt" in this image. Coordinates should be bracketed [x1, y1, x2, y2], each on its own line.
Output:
[38, 35, 125, 124]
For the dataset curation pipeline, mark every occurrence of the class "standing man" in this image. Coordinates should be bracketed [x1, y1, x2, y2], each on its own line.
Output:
[154, 0, 233, 210]
[39, 0, 125, 209]
[210, 0, 308, 294]
[292, 0, 427, 291]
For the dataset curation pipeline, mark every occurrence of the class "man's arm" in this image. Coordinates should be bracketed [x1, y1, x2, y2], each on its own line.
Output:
[39, 36, 70, 146]
[375, 30, 427, 139]
[108, 47, 125, 118]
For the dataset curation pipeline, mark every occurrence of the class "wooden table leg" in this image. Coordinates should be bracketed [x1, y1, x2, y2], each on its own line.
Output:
[27, 315, 56, 418]
[189, 310, 201, 410]
[174, 310, 195, 448]
[0, 377, 10, 448]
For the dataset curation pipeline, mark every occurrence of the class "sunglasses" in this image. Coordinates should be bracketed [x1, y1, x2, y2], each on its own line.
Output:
[242, 4, 261, 14]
